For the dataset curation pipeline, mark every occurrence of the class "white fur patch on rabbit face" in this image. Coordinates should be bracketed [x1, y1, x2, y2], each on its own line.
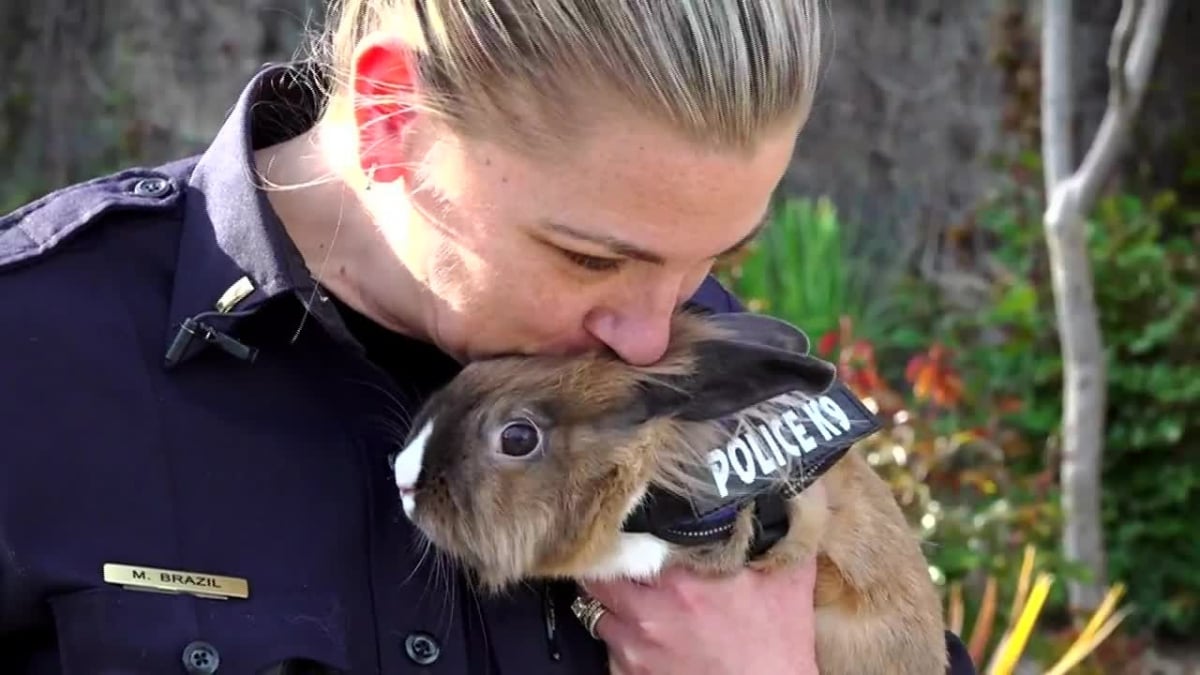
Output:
[393, 417, 434, 518]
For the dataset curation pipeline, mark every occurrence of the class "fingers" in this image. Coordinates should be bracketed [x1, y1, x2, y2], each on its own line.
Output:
[580, 577, 650, 619]
[573, 587, 642, 654]
[589, 600, 621, 643]
[578, 575, 673, 650]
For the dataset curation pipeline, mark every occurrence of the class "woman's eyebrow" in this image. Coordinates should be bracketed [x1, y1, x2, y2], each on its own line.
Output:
[539, 213, 769, 265]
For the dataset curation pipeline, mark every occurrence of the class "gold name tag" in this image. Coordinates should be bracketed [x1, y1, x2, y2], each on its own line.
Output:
[103, 563, 249, 600]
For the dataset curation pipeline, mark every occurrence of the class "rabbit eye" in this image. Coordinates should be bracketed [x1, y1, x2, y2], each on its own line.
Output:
[499, 420, 541, 457]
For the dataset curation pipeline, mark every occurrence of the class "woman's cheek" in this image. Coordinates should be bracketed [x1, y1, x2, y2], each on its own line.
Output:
[537, 289, 593, 331]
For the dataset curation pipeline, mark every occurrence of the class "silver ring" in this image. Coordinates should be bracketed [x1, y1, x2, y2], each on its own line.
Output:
[570, 595, 608, 639]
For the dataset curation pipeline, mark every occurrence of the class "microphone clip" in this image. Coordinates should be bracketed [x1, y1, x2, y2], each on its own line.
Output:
[164, 316, 259, 368]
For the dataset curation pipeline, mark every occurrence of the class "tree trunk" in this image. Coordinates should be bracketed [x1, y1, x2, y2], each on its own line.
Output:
[1044, 178, 1108, 613]
[1039, 0, 1172, 616]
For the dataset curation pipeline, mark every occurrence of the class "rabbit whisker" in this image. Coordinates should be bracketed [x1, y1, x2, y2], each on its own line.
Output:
[343, 376, 417, 431]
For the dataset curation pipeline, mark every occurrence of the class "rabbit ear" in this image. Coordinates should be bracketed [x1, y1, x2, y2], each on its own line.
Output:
[702, 311, 814, 355]
[634, 312, 838, 423]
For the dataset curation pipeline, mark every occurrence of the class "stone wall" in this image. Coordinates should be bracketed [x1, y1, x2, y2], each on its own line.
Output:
[3, 0, 1195, 270]
[0, 0, 320, 203]
[786, 0, 1195, 285]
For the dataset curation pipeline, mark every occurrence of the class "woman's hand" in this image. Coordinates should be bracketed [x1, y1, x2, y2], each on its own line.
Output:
[582, 551, 820, 675]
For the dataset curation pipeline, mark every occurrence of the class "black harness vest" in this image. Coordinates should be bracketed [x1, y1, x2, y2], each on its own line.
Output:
[621, 379, 882, 559]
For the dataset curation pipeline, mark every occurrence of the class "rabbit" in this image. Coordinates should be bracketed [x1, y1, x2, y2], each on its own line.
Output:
[390, 309, 949, 674]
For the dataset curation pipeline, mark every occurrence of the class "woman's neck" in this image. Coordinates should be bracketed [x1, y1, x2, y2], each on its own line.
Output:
[251, 124, 432, 343]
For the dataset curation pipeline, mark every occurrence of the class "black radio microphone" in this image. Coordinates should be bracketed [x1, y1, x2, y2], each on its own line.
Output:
[164, 310, 260, 368]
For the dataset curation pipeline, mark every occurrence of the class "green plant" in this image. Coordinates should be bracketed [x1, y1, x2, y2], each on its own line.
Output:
[1089, 191, 1200, 638]
[715, 196, 895, 344]
[812, 315, 1140, 671]
[725, 191, 1092, 652]
[817, 317, 1088, 640]
[950, 172, 1200, 638]
[888, 157, 1200, 638]
[728, 175, 1198, 659]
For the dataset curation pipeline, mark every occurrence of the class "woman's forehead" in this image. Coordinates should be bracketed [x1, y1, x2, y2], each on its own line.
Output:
[438, 113, 795, 256]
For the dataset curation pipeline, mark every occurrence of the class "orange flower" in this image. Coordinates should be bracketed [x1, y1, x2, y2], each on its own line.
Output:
[905, 343, 964, 408]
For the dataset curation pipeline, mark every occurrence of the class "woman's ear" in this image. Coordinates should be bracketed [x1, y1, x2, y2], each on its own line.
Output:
[633, 312, 838, 422]
[351, 32, 420, 184]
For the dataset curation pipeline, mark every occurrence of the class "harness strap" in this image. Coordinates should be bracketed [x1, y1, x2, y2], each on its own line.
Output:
[622, 491, 742, 546]
[622, 486, 799, 561]
[746, 491, 792, 560]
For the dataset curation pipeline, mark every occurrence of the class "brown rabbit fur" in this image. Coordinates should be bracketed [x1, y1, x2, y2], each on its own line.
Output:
[391, 310, 948, 674]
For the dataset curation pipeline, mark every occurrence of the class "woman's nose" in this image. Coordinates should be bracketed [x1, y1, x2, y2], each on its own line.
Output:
[584, 309, 673, 366]
[583, 279, 690, 366]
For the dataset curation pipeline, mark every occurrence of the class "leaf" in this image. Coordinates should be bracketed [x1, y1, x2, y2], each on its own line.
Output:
[1150, 189, 1179, 214]
[993, 281, 1039, 324]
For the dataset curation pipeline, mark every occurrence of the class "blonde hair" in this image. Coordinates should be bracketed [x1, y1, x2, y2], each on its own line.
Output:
[309, 0, 824, 160]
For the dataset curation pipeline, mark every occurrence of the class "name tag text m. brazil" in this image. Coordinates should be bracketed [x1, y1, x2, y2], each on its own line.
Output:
[103, 562, 249, 599]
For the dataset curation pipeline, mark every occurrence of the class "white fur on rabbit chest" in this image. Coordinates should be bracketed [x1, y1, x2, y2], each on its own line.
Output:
[579, 531, 673, 581]
[392, 417, 674, 581]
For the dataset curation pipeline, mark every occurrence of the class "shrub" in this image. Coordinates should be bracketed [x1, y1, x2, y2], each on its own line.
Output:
[716, 183, 1200, 670]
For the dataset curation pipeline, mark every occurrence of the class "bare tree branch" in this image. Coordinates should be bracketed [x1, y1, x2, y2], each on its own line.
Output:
[1041, 0, 1074, 194]
[1108, 0, 1140, 107]
[1076, 0, 1171, 209]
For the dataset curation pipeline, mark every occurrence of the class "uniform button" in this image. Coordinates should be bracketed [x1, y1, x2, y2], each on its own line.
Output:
[132, 176, 172, 198]
[404, 631, 441, 665]
[181, 640, 220, 674]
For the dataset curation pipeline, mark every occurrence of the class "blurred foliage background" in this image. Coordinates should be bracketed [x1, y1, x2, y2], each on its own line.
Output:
[717, 148, 1199, 672]
[3, 0, 1197, 672]
[715, 74, 1199, 675]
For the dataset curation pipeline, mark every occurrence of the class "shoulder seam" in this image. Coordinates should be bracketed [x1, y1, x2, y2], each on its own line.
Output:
[0, 165, 189, 273]
[8, 219, 39, 253]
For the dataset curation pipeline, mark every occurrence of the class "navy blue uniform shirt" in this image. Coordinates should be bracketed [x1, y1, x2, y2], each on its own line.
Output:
[0, 63, 976, 674]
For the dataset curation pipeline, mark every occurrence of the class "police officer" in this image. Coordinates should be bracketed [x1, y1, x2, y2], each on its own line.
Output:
[1, 1, 976, 673]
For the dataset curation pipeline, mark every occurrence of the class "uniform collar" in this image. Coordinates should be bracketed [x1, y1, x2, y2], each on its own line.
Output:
[164, 62, 360, 367]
